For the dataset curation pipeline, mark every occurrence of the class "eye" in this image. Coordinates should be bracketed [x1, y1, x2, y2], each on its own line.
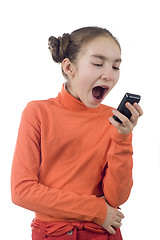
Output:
[113, 66, 120, 70]
[92, 63, 103, 67]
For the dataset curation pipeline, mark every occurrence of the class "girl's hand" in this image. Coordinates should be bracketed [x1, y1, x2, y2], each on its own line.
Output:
[100, 196, 124, 235]
[109, 102, 143, 135]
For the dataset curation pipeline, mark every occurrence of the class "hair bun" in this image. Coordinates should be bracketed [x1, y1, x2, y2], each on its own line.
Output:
[48, 33, 70, 63]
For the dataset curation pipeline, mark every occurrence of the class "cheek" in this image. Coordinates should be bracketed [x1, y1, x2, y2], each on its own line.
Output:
[75, 75, 88, 94]
[78, 68, 94, 86]
[114, 71, 120, 84]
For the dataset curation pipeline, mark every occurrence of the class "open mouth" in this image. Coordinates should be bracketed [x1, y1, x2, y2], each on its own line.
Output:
[92, 86, 109, 101]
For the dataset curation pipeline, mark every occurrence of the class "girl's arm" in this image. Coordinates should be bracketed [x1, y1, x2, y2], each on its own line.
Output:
[11, 103, 106, 226]
[103, 103, 143, 207]
[102, 128, 133, 207]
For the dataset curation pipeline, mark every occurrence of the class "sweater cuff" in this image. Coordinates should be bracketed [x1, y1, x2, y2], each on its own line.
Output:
[92, 198, 107, 225]
[110, 125, 132, 142]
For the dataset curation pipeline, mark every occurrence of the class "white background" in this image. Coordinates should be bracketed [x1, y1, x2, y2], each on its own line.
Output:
[0, 0, 160, 239]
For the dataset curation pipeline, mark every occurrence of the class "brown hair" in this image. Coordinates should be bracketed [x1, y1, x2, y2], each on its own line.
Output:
[48, 26, 121, 78]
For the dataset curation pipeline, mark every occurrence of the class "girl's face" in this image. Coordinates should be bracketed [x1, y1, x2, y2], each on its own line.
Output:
[66, 36, 121, 108]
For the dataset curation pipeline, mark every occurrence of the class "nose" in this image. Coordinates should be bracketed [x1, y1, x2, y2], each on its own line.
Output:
[101, 67, 114, 81]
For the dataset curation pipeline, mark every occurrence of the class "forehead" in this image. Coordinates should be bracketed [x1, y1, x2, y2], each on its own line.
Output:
[81, 36, 121, 61]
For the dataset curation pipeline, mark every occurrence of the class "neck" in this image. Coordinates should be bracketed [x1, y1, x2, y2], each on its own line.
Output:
[65, 82, 81, 102]
[65, 82, 71, 95]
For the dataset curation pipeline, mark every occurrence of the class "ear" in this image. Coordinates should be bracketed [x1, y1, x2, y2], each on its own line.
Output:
[62, 58, 76, 79]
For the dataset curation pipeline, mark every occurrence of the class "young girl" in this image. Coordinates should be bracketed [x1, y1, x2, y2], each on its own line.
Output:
[11, 26, 143, 240]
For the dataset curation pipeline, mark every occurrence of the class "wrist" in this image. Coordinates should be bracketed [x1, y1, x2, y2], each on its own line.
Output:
[110, 125, 132, 142]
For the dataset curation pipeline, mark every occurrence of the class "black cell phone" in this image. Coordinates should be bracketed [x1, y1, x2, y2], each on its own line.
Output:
[113, 93, 141, 123]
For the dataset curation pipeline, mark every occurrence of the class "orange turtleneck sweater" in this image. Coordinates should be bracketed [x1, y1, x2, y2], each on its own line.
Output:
[11, 84, 133, 234]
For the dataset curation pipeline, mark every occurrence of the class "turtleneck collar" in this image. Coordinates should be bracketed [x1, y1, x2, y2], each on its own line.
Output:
[58, 83, 101, 113]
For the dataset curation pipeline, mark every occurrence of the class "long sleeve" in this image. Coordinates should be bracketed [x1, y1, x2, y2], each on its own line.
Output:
[102, 125, 133, 207]
[11, 103, 107, 225]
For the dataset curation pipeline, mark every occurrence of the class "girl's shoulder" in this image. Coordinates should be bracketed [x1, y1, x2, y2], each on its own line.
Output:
[22, 96, 60, 119]
[28, 94, 61, 108]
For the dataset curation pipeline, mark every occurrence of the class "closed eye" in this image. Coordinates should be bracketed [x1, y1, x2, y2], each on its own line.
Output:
[92, 63, 103, 67]
[113, 66, 120, 70]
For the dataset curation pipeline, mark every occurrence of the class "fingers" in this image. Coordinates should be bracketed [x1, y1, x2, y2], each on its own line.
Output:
[109, 110, 132, 135]
[113, 221, 122, 229]
[111, 209, 124, 229]
[125, 102, 138, 123]
[101, 202, 125, 235]
[126, 102, 143, 122]
[109, 102, 143, 134]
[116, 215, 123, 224]
[106, 226, 116, 235]
[111, 109, 128, 125]
[106, 217, 122, 234]
[117, 210, 125, 219]
[111, 102, 143, 125]
[133, 102, 143, 116]
[114, 210, 124, 228]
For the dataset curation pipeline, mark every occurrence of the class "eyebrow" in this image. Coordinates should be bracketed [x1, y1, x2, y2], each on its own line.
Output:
[91, 54, 122, 63]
